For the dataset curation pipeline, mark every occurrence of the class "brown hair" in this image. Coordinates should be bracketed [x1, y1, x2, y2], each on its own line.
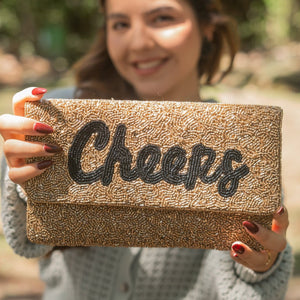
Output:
[74, 0, 238, 99]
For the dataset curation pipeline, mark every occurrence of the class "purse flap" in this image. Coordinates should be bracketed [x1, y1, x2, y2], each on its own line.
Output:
[24, 99, 282, 215]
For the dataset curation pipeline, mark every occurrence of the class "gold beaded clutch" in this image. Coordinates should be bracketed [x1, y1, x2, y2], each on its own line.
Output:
[24, 99, 282, 250]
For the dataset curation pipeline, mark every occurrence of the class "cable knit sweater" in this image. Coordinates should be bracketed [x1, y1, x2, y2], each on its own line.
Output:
[1, 87, 294, 300]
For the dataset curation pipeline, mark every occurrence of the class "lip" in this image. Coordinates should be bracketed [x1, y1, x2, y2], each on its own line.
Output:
[131, 57, 169, 76]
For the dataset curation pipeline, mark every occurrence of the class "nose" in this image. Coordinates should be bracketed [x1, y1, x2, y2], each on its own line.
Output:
[128, 21, 155, 51]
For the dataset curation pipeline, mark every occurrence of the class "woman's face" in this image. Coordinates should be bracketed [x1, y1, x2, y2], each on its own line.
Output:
[106, 0, 203, 100]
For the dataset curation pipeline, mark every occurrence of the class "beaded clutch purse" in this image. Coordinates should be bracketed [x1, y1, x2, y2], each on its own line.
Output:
[24, 99, 282, 250]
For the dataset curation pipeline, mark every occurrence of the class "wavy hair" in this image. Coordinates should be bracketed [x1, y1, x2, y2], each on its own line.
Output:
[74, 0, 238, 99]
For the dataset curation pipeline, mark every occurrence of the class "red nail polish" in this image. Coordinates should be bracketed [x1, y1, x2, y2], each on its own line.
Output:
[32, 87, 47, 95]
[232, 244, 245, 254]
[276, 206, 285, 216]
[37, 160, 53, 170]
[44, 144, 62, 153]
[33, 122, 53, 134]
[243, 221, 259, 234]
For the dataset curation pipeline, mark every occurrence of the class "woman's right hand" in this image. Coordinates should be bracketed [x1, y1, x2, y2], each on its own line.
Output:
[0, 87, 62, 187]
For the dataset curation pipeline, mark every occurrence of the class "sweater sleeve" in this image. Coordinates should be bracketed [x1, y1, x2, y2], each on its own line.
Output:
[203, 245, 294, 300]
[1, 157, 53, 258]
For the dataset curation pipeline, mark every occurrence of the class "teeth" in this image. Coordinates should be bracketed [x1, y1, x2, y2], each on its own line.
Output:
[136, 60, 163, 70]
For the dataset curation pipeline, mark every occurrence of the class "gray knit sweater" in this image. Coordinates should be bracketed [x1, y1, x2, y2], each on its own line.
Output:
[1, 88, 294, 300]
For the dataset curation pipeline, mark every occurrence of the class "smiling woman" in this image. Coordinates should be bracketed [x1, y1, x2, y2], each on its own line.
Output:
[105, 0, 202, 100]
[74, 0, 238, 100]
[0, 0, 294, 299]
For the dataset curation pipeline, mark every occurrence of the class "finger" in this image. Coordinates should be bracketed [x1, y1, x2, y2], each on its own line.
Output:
[13, 87, 47, 116]
[243, 220, 287, 252]
[4, 139, 62, 164]
[8, 160, 53, 185]
[272, 206, 289, 235]
[0, 114, 53, 140]
[230, 243, 251, 269]
[231, 242, 277, 272]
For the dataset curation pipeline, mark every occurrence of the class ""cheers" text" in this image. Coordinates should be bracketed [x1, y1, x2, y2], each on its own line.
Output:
[68, 121, 250, 197]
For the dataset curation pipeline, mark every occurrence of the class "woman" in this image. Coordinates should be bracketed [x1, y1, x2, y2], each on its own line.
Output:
[0, 0, 293, 299]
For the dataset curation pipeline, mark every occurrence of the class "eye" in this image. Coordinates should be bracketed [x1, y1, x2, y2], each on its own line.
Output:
[153, 15, 175, 24]
[111, 21, 129, 30]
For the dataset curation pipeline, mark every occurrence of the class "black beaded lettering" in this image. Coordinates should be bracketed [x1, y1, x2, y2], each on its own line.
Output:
[102, 124, 138, 186]
[198, 145, 223, 184]
[68, 121, 250, 197]
[184, 144, 222, 190]
[217, 150, 250, 197]
[68, 120, 109, 184]
[136, 145, 163, 184]
[161, 146, 187, 185]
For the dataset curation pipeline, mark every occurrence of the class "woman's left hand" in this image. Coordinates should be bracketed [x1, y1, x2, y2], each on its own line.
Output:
[230, 206, 289, 273]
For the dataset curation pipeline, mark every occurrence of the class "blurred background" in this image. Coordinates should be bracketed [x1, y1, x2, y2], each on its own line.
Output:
[0, 0, 299, 299]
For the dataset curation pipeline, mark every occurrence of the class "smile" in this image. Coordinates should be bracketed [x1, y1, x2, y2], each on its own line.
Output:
[132, 58, 168, 75]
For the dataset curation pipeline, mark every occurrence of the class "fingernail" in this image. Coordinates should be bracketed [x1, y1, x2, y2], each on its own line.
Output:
[37, 160, 53, 170]
[32, 87, 47, 95]
[243, 221, 259, 234]
[44, 144, 62, 153]
[232, 243, 245, 254]
[33, 122, 53, 134]
[276, 206, 285, 216]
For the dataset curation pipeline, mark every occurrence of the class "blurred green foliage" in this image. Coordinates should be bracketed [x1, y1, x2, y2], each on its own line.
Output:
[0, 0, 299, 67]
[0, 0, 103, 70]
[224, 0, 300, 50]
